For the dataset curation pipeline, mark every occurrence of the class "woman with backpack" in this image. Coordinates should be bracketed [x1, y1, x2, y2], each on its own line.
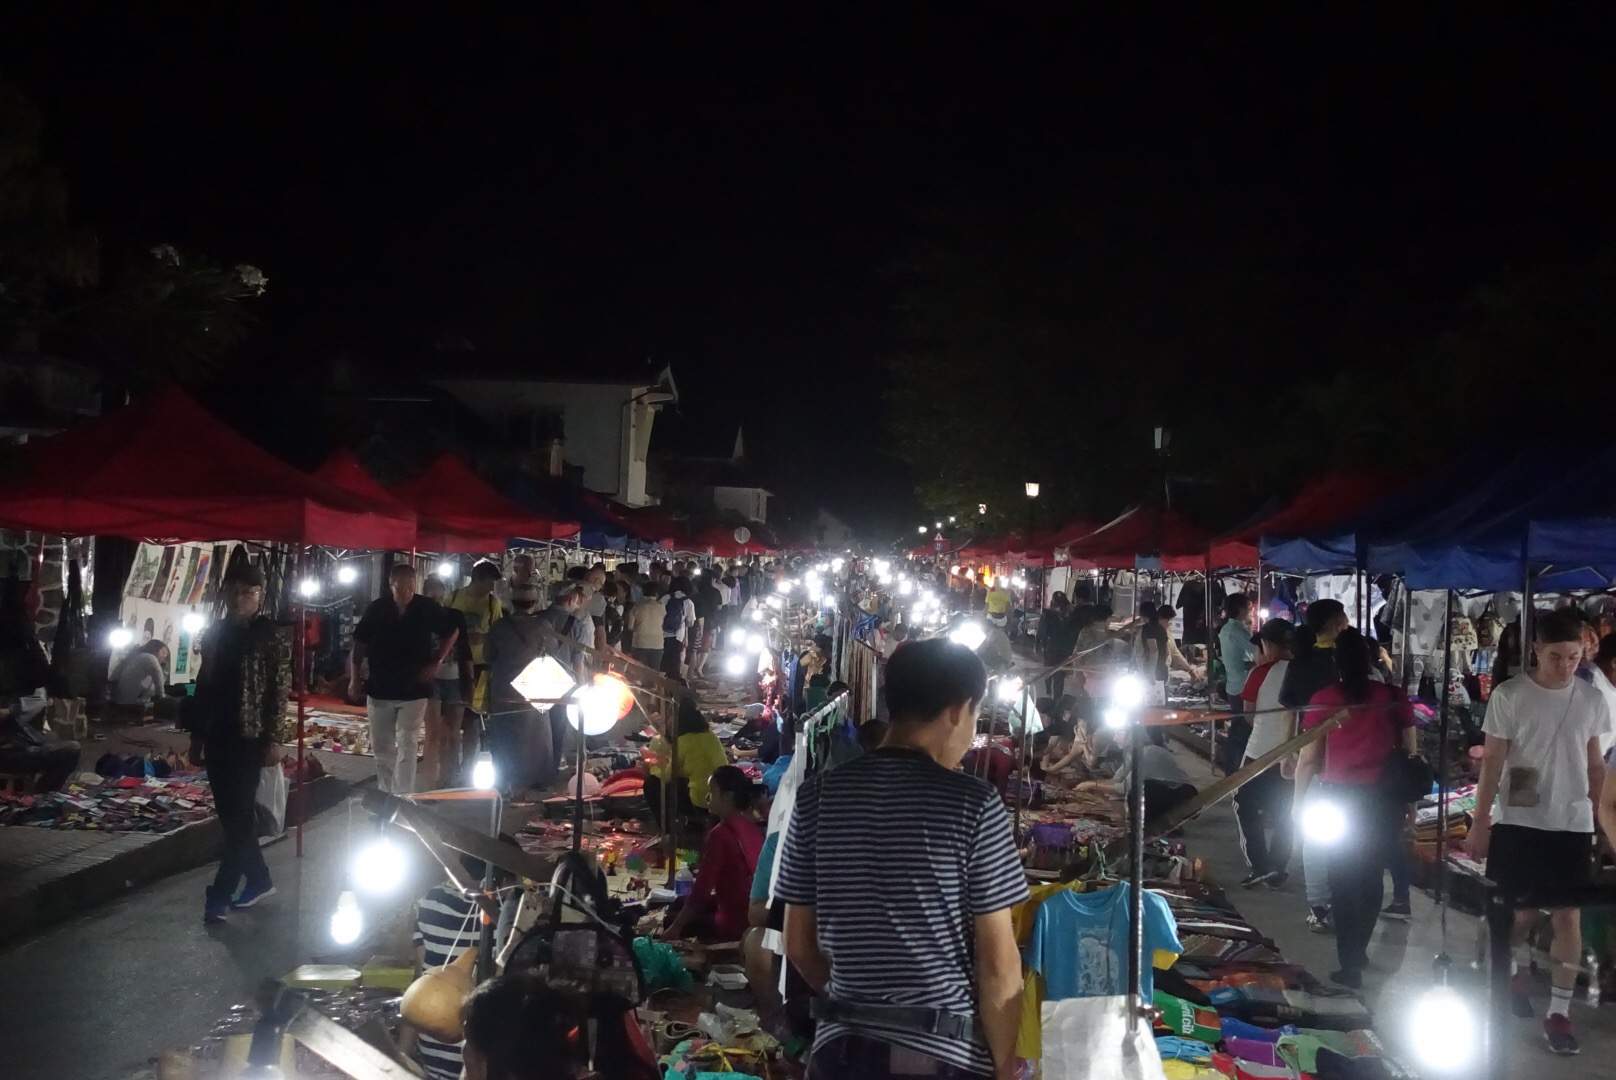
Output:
[660, 577, 697, 679]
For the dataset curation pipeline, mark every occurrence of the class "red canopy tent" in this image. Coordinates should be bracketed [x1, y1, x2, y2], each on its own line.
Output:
[588, 497, 688, 550]
[1206, 471, 1395, 569]
[1065, 505, 1212, 571]
[0, 387, 416, 548]
[692, 524, 775, 558]
[311, 449, 418, 527]
[392, 453, 579, 552]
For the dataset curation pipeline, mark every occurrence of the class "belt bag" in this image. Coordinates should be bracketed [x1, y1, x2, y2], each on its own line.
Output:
[811, 998, 977, 1042]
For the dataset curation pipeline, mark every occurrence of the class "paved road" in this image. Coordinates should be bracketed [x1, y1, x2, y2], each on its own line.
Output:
[0, 799, 438, 1080]
[1172, 745, 1616, 1079]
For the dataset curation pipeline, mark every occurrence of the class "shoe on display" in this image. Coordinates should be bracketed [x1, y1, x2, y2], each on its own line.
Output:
[231, 882, 277, 909]
[1544, 1014, 1580, 1056]
[1381, 900, 1412, 920]
[1512, 972, 1535, 1019]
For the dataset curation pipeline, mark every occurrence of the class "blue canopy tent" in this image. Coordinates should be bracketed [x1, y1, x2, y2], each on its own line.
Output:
[500, 473, 630, 552]
[1366, 446, 1616, 591]
[1258, 463, 1466, 572]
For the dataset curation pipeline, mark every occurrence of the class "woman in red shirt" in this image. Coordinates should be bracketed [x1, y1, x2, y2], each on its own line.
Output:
[661, 765, 764, 942]
[1295, 628, 1415, 989]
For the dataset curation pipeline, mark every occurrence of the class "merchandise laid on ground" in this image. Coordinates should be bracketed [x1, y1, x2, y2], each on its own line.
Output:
[0, 765, 214, 831]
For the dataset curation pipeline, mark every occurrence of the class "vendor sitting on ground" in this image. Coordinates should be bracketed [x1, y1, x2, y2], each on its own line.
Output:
[1071, 731, 1199, 825]
[112, 640, 170, 711]
[660, 765, 764, 942]
[643, 694, 729, 831]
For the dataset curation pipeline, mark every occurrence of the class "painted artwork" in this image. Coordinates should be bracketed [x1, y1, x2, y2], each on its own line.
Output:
[127, 544, 164, 599]
[186, 548, 213, 606]
[146, 547, 176, 601]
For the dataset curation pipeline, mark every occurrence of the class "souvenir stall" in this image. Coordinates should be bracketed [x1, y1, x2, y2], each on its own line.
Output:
[0, 388, 419, 855]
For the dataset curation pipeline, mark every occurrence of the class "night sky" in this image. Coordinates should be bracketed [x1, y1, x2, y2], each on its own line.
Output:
[7, 9, 1615, 537]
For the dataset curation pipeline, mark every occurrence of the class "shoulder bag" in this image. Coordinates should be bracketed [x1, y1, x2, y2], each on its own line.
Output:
[1378, 690, 1434, 803]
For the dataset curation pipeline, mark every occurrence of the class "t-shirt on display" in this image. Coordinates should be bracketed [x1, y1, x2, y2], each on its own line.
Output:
[1026, 883, 1183, 1000]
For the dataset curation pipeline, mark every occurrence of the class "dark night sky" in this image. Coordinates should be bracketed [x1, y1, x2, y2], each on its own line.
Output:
[6, 8, 1615, 536]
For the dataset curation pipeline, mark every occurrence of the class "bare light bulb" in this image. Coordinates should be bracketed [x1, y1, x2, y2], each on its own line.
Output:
[181, 612, 206, 634]
[352, 838, 407, 895]
[724, 654, 747, 677]
[948, 621, 987, 651]
[1110, 673, 1147, 709]
[107, 627, 133, 649]
[435, 561, 455, 580]
[329, 890, 363, 945]
[1408, 985, 1478, 1073]
[297, 578, 320, 598]
[471, 752, 496, 791]
[336, 565, 359, 585]
[995, 676, 1024, 703]
[1301, 798, 1348, 846]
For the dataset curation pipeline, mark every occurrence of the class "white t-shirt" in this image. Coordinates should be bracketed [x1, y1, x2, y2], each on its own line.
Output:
[1589, 667, 1616, 758]
[1242, 659, 1293, 761]
[1482, 674, 1611, 834]
[667, 595, 697, 644]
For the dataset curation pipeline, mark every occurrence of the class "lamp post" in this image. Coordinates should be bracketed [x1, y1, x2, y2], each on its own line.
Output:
[1024, 482, 1040, 612]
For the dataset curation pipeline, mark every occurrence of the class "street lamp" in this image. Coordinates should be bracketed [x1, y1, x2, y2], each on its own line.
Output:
[1024, 482, 1040, 498]
[918, 524, 928, 534]
[978, 503, 987, 515]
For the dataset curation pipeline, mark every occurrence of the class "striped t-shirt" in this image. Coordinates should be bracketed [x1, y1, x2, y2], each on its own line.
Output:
[412, 884, 480, 1080]
[775, 746, 1029, 1075]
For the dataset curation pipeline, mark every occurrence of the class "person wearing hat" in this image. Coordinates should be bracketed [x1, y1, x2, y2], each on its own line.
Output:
[189, 562, 289, 923]
[1231, 618, 1296, 889]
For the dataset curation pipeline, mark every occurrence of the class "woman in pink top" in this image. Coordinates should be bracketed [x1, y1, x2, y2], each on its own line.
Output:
[661, 765, 764, 942]
[1294, 628, 1415, 989]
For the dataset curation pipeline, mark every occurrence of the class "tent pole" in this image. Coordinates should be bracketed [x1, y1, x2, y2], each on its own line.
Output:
[1435, 589, 1455, 903]
[294, 546, 307, 858]
[1399, 578, 1413, 692]
[1522, 566, 1535, 674]
[1126, 718, 1146, 1018]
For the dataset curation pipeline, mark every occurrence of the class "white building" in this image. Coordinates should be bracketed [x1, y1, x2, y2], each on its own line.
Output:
[432, 362, 677, 507]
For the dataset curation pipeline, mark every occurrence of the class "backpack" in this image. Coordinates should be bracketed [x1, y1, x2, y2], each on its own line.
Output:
[662, 596, 686, 636]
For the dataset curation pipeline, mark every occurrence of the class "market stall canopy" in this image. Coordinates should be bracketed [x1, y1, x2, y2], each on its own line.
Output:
[691, 524, 775, 558]
[1258, 461, 1470, 572]
[589, 498, 687, 550]
[0, 387, 417, 547]
[499, 472, 627, 552]
[1065, 505, 1211, 571]
[1367, 447, 1616, 590]
[393, 454, 579, 552]
[1211, 472, 1394, 569]
[311, 449, 418, 521]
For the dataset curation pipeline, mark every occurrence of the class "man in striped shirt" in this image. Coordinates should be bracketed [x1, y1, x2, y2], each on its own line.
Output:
[407, 865, 483, 1080]
[778, 638, 1028, 1079]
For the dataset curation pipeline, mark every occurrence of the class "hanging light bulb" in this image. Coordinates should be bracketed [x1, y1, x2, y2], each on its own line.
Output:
[749, 606, 765, 622]
[1259, 607, 1271, 621]
[329, 890, 364, 945]
[995, 676, 1024, 703]
[1110, 673, 1147, 709]
[1408, 983, 1478, 1073]
[724, 654, 747, 677]
[831, 558, 845, 572]
[297, 578, 321, 599]
[181, 612, 206, 634]
[435, 561, 455, 580]
[1102, 706, 1129, 730]
[745, 632, 766, 654]
[898, 578, 914, 597]
[728, 626, 747, 647]
[766, 594, 784, 611]
[107, 626, 133, 649]
[918, 525, 928, 535]
[568, 673, 635, 736]
[471, 752, 496, 791]
[824, 594, 838, 609]
[1300, 797, 1349, 846]
[352, 838, 407, 895]
[336, 564, 359, 585]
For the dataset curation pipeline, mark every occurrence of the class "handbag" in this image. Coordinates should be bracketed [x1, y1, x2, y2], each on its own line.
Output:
[1378, 692, 1434, 803]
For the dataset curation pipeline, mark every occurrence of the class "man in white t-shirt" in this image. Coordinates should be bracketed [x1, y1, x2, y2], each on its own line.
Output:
[1470, 610, 1610, 1056]
[1232, 619, 1296, 888]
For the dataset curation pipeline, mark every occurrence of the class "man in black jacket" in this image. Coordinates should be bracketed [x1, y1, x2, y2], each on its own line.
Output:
[190, 564, 289, 924]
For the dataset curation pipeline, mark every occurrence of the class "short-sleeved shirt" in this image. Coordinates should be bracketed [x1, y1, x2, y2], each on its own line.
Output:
[412, 884, 479, 1080]
[354, 595, 450, 701]
[1027, 883, 1183, 999]
[1218, 618, 1257, 695]
[1303, 682, 1413, 786]
[1239, 659, 1293, 760]
[775, 746, 1029, 1075]
[1141, 622, 1169, 681]
[1483, 674, 1610, 833]
[690, 814, 763, 941]
[446, 589, 502, 666]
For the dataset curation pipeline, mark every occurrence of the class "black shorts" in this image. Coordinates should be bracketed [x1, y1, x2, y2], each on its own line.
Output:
[1486, 824, 1594, 902]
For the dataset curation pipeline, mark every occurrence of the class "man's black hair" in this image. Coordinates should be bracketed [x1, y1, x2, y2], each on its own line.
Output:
[1537, 608, 1586, 645]
[1074, 583, 1095, 604]
[885, 638, 986, 722]
[1157, 604, 1176, 620]
[1224, 593, 1251, 619]
[1305, 598, 1346, 634]
[1139, 600, 1157, 620]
